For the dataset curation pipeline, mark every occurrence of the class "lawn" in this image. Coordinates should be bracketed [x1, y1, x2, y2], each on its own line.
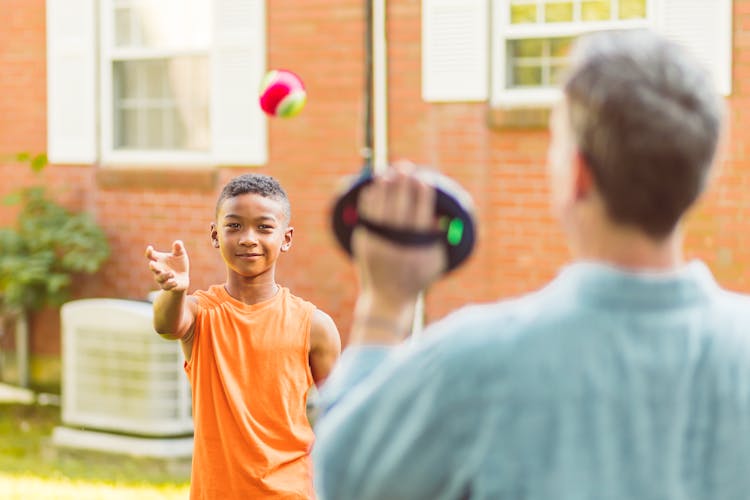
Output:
[0, 403, 190, 499]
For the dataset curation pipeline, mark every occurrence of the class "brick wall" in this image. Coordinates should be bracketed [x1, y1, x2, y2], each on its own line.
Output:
[1, 0, 750, 360]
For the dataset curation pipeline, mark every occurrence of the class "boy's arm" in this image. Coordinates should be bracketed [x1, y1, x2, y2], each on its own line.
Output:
[309, 309, 341, 387]
[152, 290, 199, 339]
[146, 240, 200, 359]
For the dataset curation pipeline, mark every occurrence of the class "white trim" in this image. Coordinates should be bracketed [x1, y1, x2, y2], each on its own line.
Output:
[504, 18, 651, 38]
[46, 0, 97, 164]
[100, 150, 214, 167]
[100, 0, 115, 164]
[0, 383, 35, 404]
[717, 0, 732, 96]
[493, 87, 562, 108]
[210, 0, 267, 166]
[110, 47, 211, 60]
[422, 0, 489, 102]
[655, 0, 733, 96]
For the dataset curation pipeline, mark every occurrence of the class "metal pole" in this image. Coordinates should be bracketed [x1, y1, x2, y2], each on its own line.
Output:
[362, 0, 374, 173]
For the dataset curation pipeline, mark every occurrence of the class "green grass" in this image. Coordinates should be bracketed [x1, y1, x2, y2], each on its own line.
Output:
[0, 403, 190, 499]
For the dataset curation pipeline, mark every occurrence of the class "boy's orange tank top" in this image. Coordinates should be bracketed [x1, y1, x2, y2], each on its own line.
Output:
[185, 284, 316, 499]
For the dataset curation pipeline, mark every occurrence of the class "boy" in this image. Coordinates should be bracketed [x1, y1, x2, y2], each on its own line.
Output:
[146, 173, 340, 499]
[314, 30, 750, 499]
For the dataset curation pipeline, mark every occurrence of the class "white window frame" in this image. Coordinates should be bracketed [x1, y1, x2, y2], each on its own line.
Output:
[491, 0, 655, 109]
[99, 0, 214, 166]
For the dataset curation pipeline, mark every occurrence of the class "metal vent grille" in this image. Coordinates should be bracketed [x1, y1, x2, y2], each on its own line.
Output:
[61, 299, 193, 437]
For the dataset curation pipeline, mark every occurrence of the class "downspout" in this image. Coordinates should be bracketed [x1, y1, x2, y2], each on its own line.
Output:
[373, 0, 426, 336]
[364, 1, 425, 336]
[372, 0, 388, 173]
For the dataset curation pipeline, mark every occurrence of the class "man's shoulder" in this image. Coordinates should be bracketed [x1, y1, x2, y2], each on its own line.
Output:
[426, 282, 563, 343]
[417, 290, 554, 368]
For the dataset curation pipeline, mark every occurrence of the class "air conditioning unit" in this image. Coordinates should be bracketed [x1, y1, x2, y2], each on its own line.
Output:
[53, 299, 193, 458]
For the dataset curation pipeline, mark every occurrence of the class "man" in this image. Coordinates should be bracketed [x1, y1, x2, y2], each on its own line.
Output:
[313, 30, 750, 499]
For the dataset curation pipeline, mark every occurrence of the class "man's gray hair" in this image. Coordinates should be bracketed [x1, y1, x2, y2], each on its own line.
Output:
[563, 29, 724, 238]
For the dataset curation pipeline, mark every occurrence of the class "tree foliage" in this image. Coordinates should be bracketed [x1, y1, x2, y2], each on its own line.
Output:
[0, 158, 110, 314]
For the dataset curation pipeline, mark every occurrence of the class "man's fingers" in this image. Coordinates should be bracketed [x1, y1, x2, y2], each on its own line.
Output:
[413, 179, 435, 231]
[359, 177, 388, 225]
[359, 167, 437, 233]
[391, 170, 413, 229]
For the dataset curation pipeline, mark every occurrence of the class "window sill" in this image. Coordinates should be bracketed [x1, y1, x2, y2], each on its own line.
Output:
[487, 87, 559, 129]
[95, 165, 218, 192]
[487, 106, 551, 130]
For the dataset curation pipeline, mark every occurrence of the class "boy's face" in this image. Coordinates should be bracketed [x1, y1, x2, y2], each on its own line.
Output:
[210, 193, 293, 280]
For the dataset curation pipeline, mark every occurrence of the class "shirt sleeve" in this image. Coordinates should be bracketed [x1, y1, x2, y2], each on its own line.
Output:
[313, 331, 484, 500]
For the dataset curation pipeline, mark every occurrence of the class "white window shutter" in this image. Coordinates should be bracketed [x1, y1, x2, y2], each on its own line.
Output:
[212, 0, 267, 165]
[422, 0, 489, 102]
[46, 0, 97, 164]
[656, 0, 732, 96]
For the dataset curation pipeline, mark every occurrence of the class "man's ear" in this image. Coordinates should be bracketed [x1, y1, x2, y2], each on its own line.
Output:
[281, 226, 294, 252]
[573, 151, 595, 201]
[209, 222, 220, 248]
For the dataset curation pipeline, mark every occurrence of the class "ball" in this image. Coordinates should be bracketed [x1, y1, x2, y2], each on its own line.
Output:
[259, 69, 307, 118]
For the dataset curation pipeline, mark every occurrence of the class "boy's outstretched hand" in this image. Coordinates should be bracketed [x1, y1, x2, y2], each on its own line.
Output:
[145, 240, 190, 292]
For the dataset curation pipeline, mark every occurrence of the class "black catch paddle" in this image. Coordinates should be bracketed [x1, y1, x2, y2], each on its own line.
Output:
[331, 168, 476, 273]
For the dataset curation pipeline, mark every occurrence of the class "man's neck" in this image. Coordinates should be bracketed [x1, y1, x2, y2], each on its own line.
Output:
[568, 211, 684, 272]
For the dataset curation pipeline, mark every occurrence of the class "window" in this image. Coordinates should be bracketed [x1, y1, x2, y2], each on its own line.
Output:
[47, 0, 267, 167]
[493, 0, 652, 108]
[105, 0, 212, 156]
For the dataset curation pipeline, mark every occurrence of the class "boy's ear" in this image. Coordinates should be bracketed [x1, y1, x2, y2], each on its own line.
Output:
[209, 222, 220, 248]
[281, 226, 294, 252]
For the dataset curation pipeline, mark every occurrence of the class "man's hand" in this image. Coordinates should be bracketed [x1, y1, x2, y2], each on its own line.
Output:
[350, 163, 447, 343]
[145, 240, 190, 292]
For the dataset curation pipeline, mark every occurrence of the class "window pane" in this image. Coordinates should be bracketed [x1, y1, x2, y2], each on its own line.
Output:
[144, 109, 165, 149]
[512, 39, 544, 58]
[144, 62, 167, 99]
[550, 37, 573, 58]
[581, 0, 611, 21]
[512, 66, 543, 87]
[510, 3, 537, 24]
[619, 0, 647, 19]
[544, 2, 574, 23]
[116, 109, 139, 149]
[165, 109, 187, 150]
[113, 57, 209, 151]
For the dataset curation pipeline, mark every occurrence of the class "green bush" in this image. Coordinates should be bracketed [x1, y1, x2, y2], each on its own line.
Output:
[0, 158, 110, 315]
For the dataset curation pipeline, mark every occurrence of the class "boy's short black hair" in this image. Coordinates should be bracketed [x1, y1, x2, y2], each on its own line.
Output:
[216, 174, 291, 222]
[563, 30, 723, 239]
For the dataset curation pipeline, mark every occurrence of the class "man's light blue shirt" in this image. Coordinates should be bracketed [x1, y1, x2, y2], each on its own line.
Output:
[313, 261, 750, 499]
